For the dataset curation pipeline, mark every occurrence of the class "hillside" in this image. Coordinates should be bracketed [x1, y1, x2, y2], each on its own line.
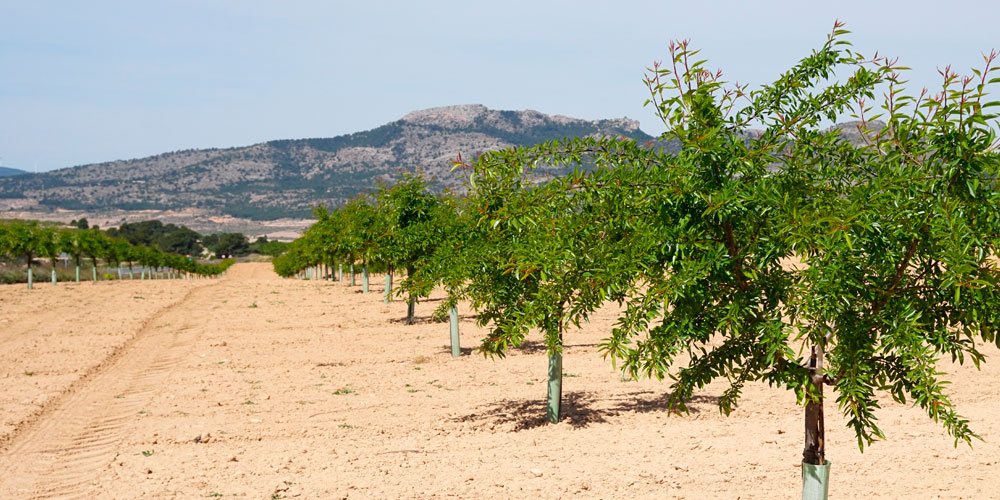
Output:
[0, 105, 653, 220]
[0, 167, 26, 177]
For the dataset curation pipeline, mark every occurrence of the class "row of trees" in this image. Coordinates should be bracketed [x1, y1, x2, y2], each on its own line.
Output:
[106, 220, 289, 258]
[275, 25, 1000, 498]
[0, 220, 235, 288]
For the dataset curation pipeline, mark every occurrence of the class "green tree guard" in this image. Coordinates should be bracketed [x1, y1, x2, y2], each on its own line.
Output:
[51, 267, 56, 286]
[350, 263, 355, 286]
[117, 266, 122, 280]
[546, 350, 562, 424]
[802, 461, 831, 500]
[27, 267, 32, 289]
[362, 264, 369, 293]
[339, 263, 343, 284]
[91, 266, 97, 282]
[449, 305, 460, 358]
[384, 274, 392, 304]
[75, 266, 80, 283]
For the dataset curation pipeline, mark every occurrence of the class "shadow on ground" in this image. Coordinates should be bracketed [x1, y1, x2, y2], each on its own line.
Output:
[455, 391, 719, 431]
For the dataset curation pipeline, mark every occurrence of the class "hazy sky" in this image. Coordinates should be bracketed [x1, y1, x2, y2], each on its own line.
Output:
[2, 1, 997, 172]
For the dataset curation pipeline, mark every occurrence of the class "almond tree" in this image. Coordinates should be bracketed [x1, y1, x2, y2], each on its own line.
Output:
[36, 226, 61, 286]
[59, 228, 86, 282]
[4, 221, 45, 289]
[374, 173, 443, 324]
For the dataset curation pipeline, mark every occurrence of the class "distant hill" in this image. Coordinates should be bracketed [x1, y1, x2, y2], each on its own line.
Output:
[0, 167, 27, 177]
[0, 105, 654, 220]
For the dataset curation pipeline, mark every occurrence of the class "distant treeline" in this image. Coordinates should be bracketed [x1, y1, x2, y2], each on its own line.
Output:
[70, 219, 290, 257]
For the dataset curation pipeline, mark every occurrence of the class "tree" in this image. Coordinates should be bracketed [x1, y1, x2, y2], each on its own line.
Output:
[36, 226, 61, 286]
[80, 229, 109, 282]
[59, 228, 86, 283]
[211, 232, 251, 258]
[462, 23, 1000, 498]
[5, 221, 45, 289]
[375, 172, 443, 323]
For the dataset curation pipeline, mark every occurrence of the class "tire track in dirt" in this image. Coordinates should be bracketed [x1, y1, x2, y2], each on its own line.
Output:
[0, 279, 223, 500]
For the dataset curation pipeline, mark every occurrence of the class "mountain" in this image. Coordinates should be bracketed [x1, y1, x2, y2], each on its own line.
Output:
[0, 105, 653, 220]
[0, 167, 27, 177]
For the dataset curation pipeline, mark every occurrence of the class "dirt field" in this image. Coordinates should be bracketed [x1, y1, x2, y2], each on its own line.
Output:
[0, 263, 997, 499]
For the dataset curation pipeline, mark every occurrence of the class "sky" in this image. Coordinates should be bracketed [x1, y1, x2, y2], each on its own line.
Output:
[2, 0, 998, 172]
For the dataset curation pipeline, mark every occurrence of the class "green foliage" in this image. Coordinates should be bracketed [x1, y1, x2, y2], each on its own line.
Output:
[271, 25, 1000, 455]
[249, 236, 289, 257]
[210, 232, 251, 258]
[0, 219, 235, 282]
[462, 25, 1000, 450]
[107, 220, 203, 255]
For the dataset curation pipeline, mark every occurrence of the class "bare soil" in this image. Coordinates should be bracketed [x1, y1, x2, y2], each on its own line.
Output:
[0, 263, 996, 499]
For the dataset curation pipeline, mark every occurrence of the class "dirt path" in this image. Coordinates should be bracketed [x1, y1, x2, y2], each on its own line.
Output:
[0, 263, 997, 499]
[0, 277, 222, 499]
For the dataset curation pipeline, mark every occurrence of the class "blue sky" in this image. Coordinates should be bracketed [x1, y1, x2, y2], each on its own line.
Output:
[1, 1, 997, 172]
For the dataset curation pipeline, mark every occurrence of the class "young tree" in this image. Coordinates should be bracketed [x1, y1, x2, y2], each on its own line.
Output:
[36, 226, 61, 286]
[80, 229, 109, 282]
[59, 228, 86, 283]
[375, 172, 444, 324]
[5, 222, 45, 289]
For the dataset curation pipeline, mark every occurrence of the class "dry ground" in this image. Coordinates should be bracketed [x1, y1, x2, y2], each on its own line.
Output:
[0, 263, 997, 499]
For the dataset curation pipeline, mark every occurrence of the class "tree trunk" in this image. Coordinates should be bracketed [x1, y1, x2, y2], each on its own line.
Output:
[803, 344, 825, 466]
[802, 341, 831, 500]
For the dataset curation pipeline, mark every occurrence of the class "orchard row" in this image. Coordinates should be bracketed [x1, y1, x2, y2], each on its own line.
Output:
[0, 220, 235, 287]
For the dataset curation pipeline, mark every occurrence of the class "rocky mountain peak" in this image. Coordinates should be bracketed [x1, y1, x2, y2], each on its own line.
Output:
[400, 104, 489, 127]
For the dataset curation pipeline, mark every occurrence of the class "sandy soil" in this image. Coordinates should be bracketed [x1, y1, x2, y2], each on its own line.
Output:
[0, 263, 997, 499]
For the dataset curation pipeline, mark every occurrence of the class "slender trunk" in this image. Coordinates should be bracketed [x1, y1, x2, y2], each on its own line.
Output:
[384, 272, 393, 304]
[803, 342, 826, 465]
[449, 304, 460, 358]
[362, 263, 369, 293]
[802, 339, 830, 499]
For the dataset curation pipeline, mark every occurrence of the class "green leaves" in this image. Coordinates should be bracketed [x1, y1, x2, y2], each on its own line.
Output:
[272, 25, 1000, 454]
